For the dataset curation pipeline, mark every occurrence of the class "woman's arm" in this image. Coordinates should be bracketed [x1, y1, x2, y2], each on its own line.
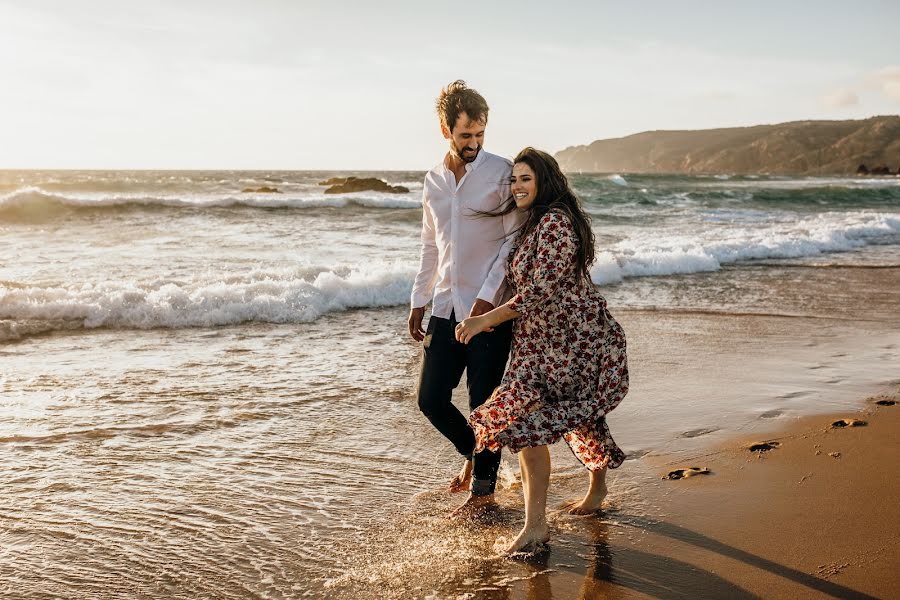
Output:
[454, 301, 520, 344]
[455, 210, 577, 345]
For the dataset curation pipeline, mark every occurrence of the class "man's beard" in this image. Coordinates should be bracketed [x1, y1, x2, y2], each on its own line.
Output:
[453, 143, 481, 163]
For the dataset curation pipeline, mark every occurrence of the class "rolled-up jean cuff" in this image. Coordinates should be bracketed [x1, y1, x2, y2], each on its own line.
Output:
[470, 478, 495, 497]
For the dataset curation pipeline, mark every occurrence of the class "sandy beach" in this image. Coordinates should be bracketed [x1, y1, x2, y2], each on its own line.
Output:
[518, 392, 900, 600]
[323, 262, 900, 599]
[617, 393, 900, 600]
[326, 313, 899, 599]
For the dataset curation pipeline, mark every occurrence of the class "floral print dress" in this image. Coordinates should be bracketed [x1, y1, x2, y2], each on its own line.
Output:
[469, 210, 629, 470]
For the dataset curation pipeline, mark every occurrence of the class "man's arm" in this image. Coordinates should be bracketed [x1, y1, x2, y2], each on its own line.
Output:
[473, 193, 523, 317]
[409, 191, 438, 341]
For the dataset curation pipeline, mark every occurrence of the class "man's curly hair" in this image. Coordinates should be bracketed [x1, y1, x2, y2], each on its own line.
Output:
[435, 80, 489, 133]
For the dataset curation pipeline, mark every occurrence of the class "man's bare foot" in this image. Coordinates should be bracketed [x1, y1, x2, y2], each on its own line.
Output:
[566, 479, 608, 515]
[449, 493, 496, 519]
[449, 459, 472, 493]
[499, 523, 550, 555]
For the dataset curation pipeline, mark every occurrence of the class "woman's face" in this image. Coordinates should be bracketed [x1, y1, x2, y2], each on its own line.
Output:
[511, 162, 537, 210]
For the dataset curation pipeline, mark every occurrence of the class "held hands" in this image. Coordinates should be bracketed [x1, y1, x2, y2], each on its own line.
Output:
[455, 299, 495, 344]
[455, 315, 494, 345]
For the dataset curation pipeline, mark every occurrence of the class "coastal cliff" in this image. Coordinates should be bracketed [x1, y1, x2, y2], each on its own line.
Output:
[555, 115, 900, 175]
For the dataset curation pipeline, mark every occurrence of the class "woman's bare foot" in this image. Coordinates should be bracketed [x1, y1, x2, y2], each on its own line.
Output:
[567, 467, 608, 514]
[449, 493, 496, 519]
[500, 522, 550, 555]
[449, 459, 472, 493]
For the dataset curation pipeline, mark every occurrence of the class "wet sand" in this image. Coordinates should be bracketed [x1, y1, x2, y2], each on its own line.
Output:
[327, 388, 899, 599]
[323, 276, 899, 599]
[542, 391, 900, 600]
[3, 264, 898, 598]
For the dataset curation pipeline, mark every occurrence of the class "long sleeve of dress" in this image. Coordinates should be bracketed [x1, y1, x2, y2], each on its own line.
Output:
[507, 211, 578, 316]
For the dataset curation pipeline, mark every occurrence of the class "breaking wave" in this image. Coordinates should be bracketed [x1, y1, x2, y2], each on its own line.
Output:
[0, 187, 421, 220]
[0, 264, 417, 340]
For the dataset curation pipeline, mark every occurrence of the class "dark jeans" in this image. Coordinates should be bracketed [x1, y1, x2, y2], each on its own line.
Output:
[417, 311, 513, 496]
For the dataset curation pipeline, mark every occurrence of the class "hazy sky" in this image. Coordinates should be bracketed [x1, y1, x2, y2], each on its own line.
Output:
[2, 0, 899, 170]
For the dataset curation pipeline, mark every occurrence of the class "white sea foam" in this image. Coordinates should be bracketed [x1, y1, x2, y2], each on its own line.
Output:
[0, 264, 417, 333]
[607, 174, 628, 186]
[2, 206, 898, 333]
[0, 187, 421, 214]
[702, 176, 900, 190]
[591, 211, 900, 284]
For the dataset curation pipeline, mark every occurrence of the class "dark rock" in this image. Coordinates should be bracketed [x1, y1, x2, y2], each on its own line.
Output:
[241, 186, 282, 194]
[322, 177, 409, 195]
[870, 164, 891, 175]
[856, 164, 869, 175]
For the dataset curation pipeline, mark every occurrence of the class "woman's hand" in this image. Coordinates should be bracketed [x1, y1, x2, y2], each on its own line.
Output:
[455, 315, 494, 344]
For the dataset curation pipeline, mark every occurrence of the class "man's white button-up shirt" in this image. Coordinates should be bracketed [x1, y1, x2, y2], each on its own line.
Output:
[411, 149, 522, 319]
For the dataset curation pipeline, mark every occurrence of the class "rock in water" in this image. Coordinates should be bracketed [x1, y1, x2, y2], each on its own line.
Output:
[322, 177, 409, 195]
[241, 186, 282, 193]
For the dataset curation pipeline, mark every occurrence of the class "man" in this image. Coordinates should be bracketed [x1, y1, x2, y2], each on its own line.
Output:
[409, 80, 522, 514]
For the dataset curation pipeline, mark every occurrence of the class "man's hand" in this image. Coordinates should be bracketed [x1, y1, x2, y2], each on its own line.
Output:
[408, 307, 426, 341]
[469, 299, 494, 318]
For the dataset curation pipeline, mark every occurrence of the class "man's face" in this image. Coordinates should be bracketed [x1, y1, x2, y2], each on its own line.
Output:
[442, 112, 485, 163]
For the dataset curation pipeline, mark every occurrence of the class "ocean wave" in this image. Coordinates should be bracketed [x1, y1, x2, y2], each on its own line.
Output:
[2, 211, 898, 336]
[0, 187, 421, 220]
[0, 264, 416, 338]
[590, 211, 900, 284]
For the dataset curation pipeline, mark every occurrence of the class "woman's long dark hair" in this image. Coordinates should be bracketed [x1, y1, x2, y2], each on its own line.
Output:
[493, 147, 596, 284]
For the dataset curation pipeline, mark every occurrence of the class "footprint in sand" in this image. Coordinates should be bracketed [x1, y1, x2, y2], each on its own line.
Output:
[680, 427, 719, 438]
[778, 391, 809, 400]
[831, 419, 867, 428]
[664, 467, 710, 480]
[624, 449, 650, 460]
[759, 409, 784, 419]
[749, 441, 781, 453]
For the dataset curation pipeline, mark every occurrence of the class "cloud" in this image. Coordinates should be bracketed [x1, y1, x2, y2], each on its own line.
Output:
[822, 89, 859, 108]
[870, 66, 900, 101]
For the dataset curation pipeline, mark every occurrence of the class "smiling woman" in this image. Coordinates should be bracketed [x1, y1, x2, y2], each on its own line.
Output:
[455, 148, 628, 555]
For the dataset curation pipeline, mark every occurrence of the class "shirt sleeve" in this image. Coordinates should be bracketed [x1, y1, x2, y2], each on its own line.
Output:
[506, 211, 577, 315]
[410, 189, 439, 309]
[476, 163, 522, 306]
[476, 205, 523, 306]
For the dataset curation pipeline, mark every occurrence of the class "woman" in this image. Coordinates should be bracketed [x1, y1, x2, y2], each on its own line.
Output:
[454, 147, 628, 555]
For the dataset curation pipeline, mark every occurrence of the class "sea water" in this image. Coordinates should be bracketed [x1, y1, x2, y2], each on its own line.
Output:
[2, 169, 899, 597]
